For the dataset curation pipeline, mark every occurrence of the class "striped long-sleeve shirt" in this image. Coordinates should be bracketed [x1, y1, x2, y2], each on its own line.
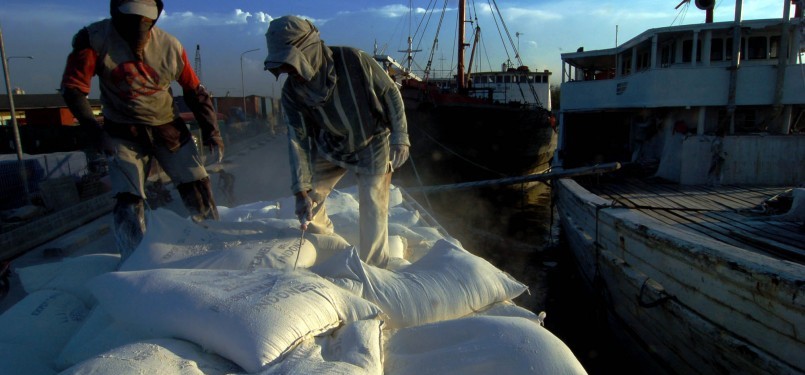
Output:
[282, 46, 409, 193]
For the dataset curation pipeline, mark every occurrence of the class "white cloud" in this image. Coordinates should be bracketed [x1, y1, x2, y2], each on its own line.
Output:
[333, 4, 428, 19]
[371, 4, 411, 18]
[254, 12, 274, 24]
[371, 4, 429, 18]
[159, 9, 269, 27]
[228, 9, 252, 25]
[293, 15, 329, 26]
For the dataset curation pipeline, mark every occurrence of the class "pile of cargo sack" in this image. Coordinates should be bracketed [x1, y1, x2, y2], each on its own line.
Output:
[0, 186, 588, 374]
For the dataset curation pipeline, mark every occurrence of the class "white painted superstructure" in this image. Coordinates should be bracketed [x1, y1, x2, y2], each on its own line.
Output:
[552, 1, 805, 373]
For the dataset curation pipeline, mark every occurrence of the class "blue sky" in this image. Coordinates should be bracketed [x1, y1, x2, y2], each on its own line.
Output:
[0, 0, 791, 99]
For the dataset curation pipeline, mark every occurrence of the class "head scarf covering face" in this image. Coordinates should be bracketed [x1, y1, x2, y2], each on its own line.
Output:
[110, 0, 162, 61]
[264, 16, 336, 107]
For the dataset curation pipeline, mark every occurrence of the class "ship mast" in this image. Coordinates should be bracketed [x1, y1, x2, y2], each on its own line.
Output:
[457, 0, 466, 90]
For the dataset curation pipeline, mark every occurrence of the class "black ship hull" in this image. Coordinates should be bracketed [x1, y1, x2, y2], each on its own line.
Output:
[394, 84, 557, 191]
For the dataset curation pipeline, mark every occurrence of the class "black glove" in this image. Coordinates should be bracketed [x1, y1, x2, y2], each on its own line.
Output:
[186, 84, 223, 163]
[203, 133, 225, 163]
[62, 87, 108, 155]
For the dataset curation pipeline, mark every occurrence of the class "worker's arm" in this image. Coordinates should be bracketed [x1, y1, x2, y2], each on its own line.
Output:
[284, 91, 317, 225]
[367, 54, 409, 148]
[61, 28, 104, 148]
[366, 52, 410, 169]
[380, 85, 409, 147]
[283, 91, 314, 194]
[178, 49, 223, 159]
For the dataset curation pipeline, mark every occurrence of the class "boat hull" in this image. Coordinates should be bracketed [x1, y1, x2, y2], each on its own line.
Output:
[395, 85, 557, 190]
[554, 178, 805, 374]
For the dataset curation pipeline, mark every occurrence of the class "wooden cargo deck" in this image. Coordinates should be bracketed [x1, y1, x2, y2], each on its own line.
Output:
[579, 179, 804, 264]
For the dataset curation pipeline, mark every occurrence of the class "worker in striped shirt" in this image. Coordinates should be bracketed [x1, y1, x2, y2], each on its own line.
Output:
[264, 15, 410, 268]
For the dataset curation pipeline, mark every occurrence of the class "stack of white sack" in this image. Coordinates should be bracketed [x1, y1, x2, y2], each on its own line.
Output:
[0, 185, 588, 375]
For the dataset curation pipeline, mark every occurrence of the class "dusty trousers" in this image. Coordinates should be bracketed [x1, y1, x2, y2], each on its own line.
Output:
[306, 157, 391, 268]
[177, 177, 220, 223]
[113, 193, 146, 262]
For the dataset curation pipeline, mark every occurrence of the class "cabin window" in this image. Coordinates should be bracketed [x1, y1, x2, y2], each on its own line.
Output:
[620, 53, 632, 75]
[660, 42, 674, 67]
[710, 38, 724, 61]
[637, 50, 651, 71]
[496, 76, 503, 84]
[724, 37, 745, 61]
[504, 75, 511, 83]
[726, 37, 733, 60]
[681, 39, 702, 63]
[769, 36, 781, 59]
[747, 36, 767, 60]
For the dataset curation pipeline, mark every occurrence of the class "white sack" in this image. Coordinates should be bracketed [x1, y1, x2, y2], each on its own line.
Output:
[384, 316, 588, 375]
[388, 235, 405, 259]
[388, 185, 404, 208]
[203, 216, 299, 234]
[204, 218, 353, 266]
[0, 342, 56, 375]
[388, 223, 427, 246]
[386, 257, 412, 271]
[409, 226, 446, 242]
[88, 268, 382, 373]
[329, 209, 360, 246]
[17, 254, 120, 306]
[312, 240, 527, 329]
[120, 209, 318, 271]
[388, 225, 463, 263]
[321, 189, 360, 217]
[470, 300, 546, 325]
[261, 320, 384, 375]
[218, 200, 281, 222]
[59, 338, 241, 375]
[388, 206, 420, 226]
[55, 306, 153, 370]
[0, 290, 88, 360]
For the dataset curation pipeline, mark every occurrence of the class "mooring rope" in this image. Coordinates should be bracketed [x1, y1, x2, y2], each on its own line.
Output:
[404, 162, 621, 193]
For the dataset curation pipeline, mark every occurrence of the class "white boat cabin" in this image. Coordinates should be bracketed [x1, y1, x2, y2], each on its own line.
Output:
[427, 67, 552, 110]
[560, 17, 804, 115]
[555, 12, 805, 186]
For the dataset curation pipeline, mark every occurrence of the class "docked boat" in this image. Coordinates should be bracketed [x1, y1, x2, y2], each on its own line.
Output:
[553, 0, 805, 373]
[376, 0, 556, 192]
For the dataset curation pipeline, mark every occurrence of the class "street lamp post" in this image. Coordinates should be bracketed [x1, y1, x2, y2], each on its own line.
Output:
[0, 23, 33, 205]
[240, 48, 259, 121]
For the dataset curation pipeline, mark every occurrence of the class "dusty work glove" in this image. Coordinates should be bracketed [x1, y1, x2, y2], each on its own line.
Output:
[390, 144, 410, 170]
[295, 190, 316, 229]
[203, 134, 225, 164]
[95, 131, 114, 157]
[84, 123, 114, 156]
[62, 87, 112, 156]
